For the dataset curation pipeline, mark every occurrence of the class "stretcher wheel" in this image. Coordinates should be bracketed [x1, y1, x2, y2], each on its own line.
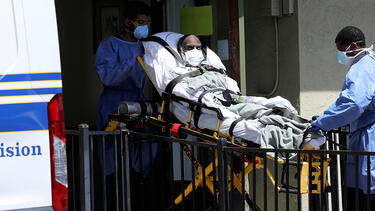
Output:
[171, 123, 187, 139]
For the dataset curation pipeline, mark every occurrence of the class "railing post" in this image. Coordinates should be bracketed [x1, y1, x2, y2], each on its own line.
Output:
[217, 138, 228, 211]
[120, 126, 131, 211]
[78, 124, 91, 211]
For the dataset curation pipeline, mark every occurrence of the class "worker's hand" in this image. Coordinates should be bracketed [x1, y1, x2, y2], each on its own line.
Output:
[310, 121, 321, 131]
[130, 47, 144, 65]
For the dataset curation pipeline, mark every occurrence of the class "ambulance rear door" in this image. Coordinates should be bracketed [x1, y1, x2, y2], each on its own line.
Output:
[0, 0, 63, 210]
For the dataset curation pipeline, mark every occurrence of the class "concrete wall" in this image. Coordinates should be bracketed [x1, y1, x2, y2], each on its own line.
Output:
[298, 0, 375, 119]
[242, 0, 375, 119]
[241, 2, 301, 210]
[243, 0, 300, 111]
[55, 0, 101, 128]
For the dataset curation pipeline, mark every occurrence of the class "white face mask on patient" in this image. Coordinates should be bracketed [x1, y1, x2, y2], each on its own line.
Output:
[184, 49, 205, 66]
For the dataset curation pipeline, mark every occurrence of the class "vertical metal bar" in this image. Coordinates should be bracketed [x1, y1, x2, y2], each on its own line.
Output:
[78, 124, 91, 211]
[123, 130, 131, 211]
[114, 135, 119, 211]
[308, 153, 312, 211]
[169, 142, 175, 211]
[89, 135, 95, 210]
[202, 148, 206, 210]
[224, 149, 230, 211]
[213, 147, 217, 210]
[160, 142, 166, 210]
[241, 152, 245, 210]
[355, 155, 359, 211]
[330, 132, 339, 211]
[253, 153, 256, 211]
[275, 150, 278, 211]
[230, 151, 234, 211]
[180, 144, 185, 210]
[286, 153, 289, 211]
[343, 152, 348, 211]
[264, 152, 267, 211]
[139, 138, 144, 211]
[368, 155, 371, 211]
[320, 153, 324, 211]
[119, 132, 125, 211]
[149, 137, 154, 209]
[101, 135, 107, 211]
[297, 152, 301, 211]
[338, 129, 348, 210]
[217, 138, 228, 211]
[192, 145, 196, 211]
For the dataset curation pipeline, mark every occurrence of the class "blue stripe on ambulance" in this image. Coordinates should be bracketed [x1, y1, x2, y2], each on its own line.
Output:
[0, 72, 61, 82]
[0, 103, 48, 132]
[0, 88, 62, 96]
[0, 72, 61, 132]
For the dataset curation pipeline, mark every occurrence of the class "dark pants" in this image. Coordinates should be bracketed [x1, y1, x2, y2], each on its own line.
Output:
[100, 141, 170, 211]
[347, 187, 375, 211]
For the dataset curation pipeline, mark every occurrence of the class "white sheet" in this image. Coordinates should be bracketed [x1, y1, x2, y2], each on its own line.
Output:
[142, 32, 307, 145]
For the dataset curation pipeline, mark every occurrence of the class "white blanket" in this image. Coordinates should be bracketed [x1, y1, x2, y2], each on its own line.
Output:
[142, 32, 322, 148]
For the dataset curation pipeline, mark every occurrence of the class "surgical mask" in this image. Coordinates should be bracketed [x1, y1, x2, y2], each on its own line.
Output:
[133, 25, 149, 40]
[338, 45, 374, 65]
[184, 49, 205, 66]
[337, 51, 355, 65]
[337, 41, 370, 65]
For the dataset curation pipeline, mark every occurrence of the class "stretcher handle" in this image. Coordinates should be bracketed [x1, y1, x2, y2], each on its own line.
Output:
[279, 186, 299, 194]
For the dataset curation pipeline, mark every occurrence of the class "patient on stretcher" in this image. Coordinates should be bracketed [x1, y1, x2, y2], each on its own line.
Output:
[141, 32, 325, 150]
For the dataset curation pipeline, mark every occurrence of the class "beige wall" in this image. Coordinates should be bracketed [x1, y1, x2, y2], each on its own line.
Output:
[298, 0, 375, 119]
[243, 0, 300, 111]
[241, 0, 375, 120]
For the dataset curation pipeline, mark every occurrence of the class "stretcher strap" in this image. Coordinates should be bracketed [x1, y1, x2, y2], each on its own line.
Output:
[194, 88, 226, 128]
[200, 65, 227, 75]
[229, 117, 243, 137]
[270, 107, 309, 123]
[141, 36, 187, 66]
[164, 69, 203, 96]
[218, 89, 240, 107]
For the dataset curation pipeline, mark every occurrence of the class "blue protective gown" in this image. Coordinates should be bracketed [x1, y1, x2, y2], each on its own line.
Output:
[95, 35, 157, 176]
[312, 51, 375, 194]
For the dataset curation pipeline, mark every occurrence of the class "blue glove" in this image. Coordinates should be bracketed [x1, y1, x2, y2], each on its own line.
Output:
[310, 121, 321, 131]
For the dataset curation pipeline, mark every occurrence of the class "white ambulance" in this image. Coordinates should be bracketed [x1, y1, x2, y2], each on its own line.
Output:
[0, 0, 67, 210]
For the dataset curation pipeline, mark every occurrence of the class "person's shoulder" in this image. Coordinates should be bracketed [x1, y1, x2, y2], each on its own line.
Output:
[97, 36, 118, 49]
[362, 53, 375, 65]
[347, 53, 375, 79]
[103, 35, 140, 45]
[99, 35, 116, 43]
[355, 53, 375, 65]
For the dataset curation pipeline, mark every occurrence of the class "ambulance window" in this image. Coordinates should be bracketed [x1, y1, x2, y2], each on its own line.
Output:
[0, 0, 17, 74]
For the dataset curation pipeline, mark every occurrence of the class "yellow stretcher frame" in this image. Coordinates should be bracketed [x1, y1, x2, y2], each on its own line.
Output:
[107, 56, 332, 206]
[173, 147, 331, 207]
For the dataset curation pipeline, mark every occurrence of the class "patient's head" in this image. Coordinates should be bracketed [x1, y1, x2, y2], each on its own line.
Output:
[177, 34, 206, 66]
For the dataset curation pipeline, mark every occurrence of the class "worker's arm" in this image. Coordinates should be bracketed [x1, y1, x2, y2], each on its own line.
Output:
[312, 63, 374, 131]
[94, 39, 142, 87]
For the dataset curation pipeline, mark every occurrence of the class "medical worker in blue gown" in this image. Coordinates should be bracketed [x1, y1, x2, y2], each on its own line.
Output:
[94, 2, 157, 210]
[311, 26, 375, 210]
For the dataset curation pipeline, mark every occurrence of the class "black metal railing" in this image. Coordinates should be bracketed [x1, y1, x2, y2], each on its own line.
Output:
[66, 124, 375, 211]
